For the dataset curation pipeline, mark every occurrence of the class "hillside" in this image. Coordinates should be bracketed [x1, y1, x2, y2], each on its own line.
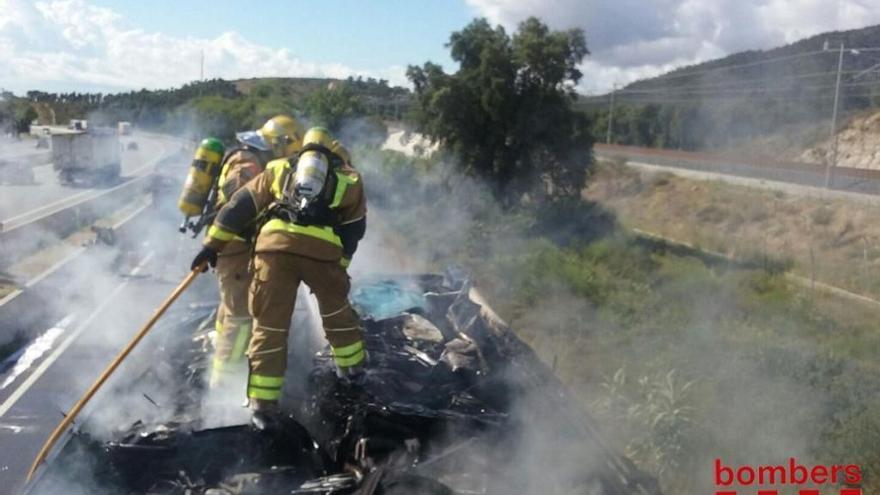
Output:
[802, 108, 880, 168]
[233, 77, 333, 97]
[233, 76, 409, 101]
[625, 24, 880, 95]
[18, 76, 410, 139]
[578, 24, 880, 152]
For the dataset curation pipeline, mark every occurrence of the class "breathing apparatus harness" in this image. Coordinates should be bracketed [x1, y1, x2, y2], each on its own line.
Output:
[257, 143, 346, 236]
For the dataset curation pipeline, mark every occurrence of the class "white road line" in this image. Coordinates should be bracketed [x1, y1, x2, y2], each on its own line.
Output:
[621, 160, 880, 206]
[0, 138, 167, 229]
[0, 252, 154, 419]
[0, 247, 87, 308]
[1, 190, 94, 225]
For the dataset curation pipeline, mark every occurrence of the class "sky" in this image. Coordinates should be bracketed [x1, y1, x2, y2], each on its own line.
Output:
[1, 0, 879, 96]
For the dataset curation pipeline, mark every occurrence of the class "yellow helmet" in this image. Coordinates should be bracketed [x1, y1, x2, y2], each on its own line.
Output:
[237, 115, 304, 159]
[302, 126, 335, 149]
[302, 126, 351, 165]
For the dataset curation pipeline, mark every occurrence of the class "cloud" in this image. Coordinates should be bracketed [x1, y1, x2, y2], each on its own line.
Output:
[0, 0, 405, 94]
[465, 0, 880, 93]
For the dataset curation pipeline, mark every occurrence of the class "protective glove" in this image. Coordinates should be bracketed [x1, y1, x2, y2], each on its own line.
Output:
[191, 246, 218, 272]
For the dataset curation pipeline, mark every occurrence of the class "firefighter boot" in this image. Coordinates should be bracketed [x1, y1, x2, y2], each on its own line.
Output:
[249, 397, 282, 431]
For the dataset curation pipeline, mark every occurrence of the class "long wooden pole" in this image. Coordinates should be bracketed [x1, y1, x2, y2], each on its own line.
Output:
[27, 267, 204, 481]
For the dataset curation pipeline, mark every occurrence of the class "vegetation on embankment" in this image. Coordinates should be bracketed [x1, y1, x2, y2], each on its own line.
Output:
[362, 146, 880, 493]
[585, 158, 880, 302]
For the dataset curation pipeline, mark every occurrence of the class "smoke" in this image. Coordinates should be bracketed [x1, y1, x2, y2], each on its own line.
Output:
[342, 117, 856, 494]
[339, 125, 628, 492]
[7, 110, 854, 494]
[0, 129, 225, 491]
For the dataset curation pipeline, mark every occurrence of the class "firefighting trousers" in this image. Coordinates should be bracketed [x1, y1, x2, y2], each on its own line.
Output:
[246, 252, 365, 402]
[211, 243, 253, 387]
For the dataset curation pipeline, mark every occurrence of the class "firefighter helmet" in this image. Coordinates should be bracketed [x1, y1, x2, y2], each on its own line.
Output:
[302, 127, 335, 149]
[302, 126, 351, 165]
[236, 115, 304, 159]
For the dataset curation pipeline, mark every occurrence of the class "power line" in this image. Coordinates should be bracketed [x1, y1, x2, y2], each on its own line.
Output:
[596, 46, 880, 97]
[578, 67, 880, 101]
[612, 69, 874, 95]
[578, 76, 880, 104]
[579, 89, 880, 106]
[622, 79, 880, 98]
[641, 49, 833, 84]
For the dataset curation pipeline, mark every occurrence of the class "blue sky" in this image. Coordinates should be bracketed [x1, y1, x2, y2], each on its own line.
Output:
[2, 0, 879, 95]
[87, 0, 473, 73]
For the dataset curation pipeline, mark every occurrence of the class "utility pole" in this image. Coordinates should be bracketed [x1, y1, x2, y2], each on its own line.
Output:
[824, 43, 845, 189]
[200, 49, 205, 81]
[606, 84, 617, 144]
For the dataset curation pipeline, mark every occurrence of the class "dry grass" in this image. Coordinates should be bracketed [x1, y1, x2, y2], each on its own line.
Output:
[584, 160, 880, 300]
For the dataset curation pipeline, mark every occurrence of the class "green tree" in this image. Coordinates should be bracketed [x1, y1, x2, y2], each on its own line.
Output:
[407, 17, 592, 201]
[302, 83, 365, 132]
[12, 101, 38, 133]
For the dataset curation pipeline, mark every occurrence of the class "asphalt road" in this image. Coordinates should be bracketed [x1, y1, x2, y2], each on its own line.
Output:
[0, 132, 196, 493]
[0, 140, 49, 164]
[0, 134, 172, 225]
[0, 236, 213, 493]
[594, 144, 880, 196]
[618, 159, 880, 207]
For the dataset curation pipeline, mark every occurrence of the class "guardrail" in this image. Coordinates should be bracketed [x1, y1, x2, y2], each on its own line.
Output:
[0, 172, 156, 271]
[0, 135, 187, 271]
[595, 143, 880, 195]
[0, 197, 156, 346]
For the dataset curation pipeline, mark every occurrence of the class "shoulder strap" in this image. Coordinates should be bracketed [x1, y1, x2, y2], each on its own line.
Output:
[220, 144, 246, 168]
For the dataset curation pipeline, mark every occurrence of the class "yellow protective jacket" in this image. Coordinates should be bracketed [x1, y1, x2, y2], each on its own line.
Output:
[216, 148, 265, 207]
[204, 156, 367, 263]
[208, 148, 266, 250]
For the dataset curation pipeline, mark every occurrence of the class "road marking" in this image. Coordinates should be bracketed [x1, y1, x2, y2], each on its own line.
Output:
[0, 252, 154, 419]
[608, 158, 880, 207]
[0, 136, 169, 230]
[1, 190, 93, 225]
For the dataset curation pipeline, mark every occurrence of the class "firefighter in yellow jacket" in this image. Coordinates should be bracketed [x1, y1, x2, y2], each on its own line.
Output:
[190, 127, 367, 413]
[180, 115, 305, 388]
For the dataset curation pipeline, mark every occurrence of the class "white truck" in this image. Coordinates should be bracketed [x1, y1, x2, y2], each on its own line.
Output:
[51, 127, 121, 185]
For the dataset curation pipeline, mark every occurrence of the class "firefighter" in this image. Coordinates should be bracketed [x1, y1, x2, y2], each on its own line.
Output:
[183, 115, 305, 388]
[190, 127, 367, 414]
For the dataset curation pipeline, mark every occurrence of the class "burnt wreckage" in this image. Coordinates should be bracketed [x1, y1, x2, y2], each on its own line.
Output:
[24, 271, 661, 494]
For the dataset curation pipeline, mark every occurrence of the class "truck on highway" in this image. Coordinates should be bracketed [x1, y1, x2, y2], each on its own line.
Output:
[51, 128, 121, 185]
[117, 121, 132, 136]
[68, 119, 88, 131]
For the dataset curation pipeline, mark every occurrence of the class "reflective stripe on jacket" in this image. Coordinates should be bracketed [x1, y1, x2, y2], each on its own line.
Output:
[204, 157, 366, 261]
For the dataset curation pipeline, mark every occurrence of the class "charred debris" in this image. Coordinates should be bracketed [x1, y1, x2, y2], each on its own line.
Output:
[24, 270, 661, 495]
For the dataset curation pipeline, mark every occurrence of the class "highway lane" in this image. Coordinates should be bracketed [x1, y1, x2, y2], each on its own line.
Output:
[0, 133, 197, 491]
[0, 237, 214, 493]
[0, 140, 50, 166]
[594, 143, 880, 196]
[0, 133, 175, 224]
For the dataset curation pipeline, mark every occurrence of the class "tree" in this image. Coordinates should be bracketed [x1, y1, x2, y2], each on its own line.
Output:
[301, 83, 366, 132]
[12, 101, 37, 133]
[407, 17, 592, 201]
